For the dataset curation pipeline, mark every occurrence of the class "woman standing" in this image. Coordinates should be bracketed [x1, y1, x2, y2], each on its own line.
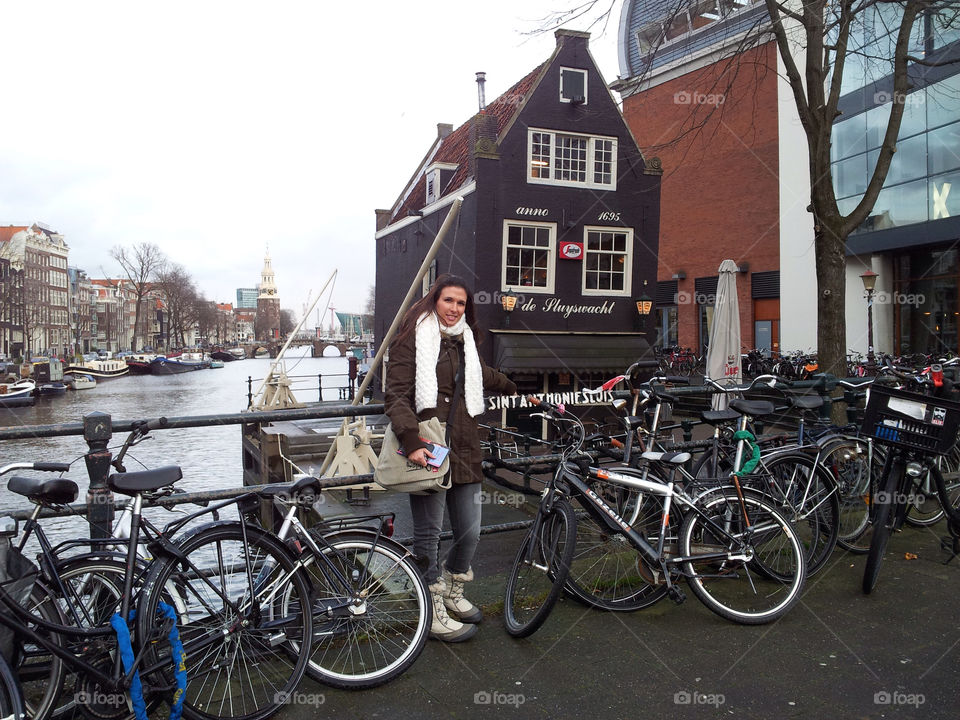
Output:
[385, 275, 516, 642]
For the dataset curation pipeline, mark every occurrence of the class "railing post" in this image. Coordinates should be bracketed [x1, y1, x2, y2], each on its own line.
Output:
[247, 376, 253, 408]
[83, 411, 114, 539]
[317, 373, 323, 402]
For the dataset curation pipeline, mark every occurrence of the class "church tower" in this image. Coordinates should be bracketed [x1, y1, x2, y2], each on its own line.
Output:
[256, 248, 281, 341]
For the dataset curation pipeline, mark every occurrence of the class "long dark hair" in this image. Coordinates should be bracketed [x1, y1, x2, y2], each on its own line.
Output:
[393, 274, 482, 345]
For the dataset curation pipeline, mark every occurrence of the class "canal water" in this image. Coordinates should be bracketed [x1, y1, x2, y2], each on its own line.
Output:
[0, 348, 351, 516]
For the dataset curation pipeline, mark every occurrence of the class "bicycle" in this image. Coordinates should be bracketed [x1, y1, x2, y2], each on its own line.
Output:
[502, 396, 806, 637]
[859, 369, 960, 593]
[0, 423, 315, 720]
[0, 651, 25, 720]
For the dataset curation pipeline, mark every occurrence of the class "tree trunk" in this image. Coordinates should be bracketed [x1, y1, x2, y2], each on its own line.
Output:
[815, 216, 847, 423]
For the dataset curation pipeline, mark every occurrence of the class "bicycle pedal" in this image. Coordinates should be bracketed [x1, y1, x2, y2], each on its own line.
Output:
[667, 585, 686, 604]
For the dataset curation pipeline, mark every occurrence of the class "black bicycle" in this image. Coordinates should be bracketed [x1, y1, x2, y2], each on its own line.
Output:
[502, 397, 806, 637]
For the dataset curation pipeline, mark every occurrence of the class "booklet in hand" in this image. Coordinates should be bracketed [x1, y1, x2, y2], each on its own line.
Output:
[424, 441, 449, 468]
[397, 439, 450, 470]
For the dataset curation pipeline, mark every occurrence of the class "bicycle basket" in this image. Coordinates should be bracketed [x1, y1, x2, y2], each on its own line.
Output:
[860, 384, 960, 456]
[0, 537, 39, 663]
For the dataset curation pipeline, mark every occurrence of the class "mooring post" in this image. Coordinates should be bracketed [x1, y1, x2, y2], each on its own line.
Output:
[83, 410, 114, 539]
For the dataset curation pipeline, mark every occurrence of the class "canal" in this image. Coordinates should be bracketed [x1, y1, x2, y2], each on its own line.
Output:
[0, 349, 351, 515]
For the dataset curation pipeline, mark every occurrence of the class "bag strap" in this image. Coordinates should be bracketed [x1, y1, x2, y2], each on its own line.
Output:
[445, 343, 465, 445]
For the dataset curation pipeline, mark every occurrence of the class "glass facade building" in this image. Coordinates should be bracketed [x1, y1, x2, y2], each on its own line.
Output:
[831, 5, 960, 356]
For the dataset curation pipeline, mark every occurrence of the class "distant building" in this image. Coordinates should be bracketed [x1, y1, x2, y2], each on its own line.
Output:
[0, 255, 23, 359]
[236, 287, 258, 309]
[68, 267, 96, 355]
[256, 250, 280, 341]
[0, 223, 70, 358]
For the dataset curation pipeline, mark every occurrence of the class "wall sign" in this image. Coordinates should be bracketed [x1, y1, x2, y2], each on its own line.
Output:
[559, 241, 583, 260]
[515, 206, 549, 217]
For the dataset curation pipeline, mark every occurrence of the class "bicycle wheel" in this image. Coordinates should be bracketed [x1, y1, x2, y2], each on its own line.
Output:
[904, 446, 960, 526]
[564, 474, 673, 611]
[680, 489, 806, 624]
[758, 452, 840, 575]
[0, 653, 25, 720]
[301, 531, 429, 688]
[504, 498, 576, 638]
[863, 466, 902, 594]
[14, 582, 65, 720]
[820, 439, 878, 553]
[138, 522, 313, 720]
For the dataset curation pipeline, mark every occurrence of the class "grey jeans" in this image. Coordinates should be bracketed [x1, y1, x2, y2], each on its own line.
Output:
[409, 482, 482, 584]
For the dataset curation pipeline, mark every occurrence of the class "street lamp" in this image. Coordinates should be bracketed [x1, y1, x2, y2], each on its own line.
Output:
[636, 293, 653, 331]
[860, 269, 878, 373]
[501, 288, 517, 327]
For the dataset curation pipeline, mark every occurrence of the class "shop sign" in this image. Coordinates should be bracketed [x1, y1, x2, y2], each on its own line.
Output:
[486, 390, 615, 411]
[559, 241, 583, 260]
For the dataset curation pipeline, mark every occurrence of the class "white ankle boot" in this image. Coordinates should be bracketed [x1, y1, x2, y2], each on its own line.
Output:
[441, 567, 483, 624]
[429, 578, 477, 642]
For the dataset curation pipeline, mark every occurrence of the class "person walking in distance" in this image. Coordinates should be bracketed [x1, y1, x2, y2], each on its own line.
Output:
[385, 275, 516, 642]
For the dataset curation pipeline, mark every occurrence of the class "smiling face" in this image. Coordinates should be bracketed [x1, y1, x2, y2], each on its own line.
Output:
[435, 285, 468, 327]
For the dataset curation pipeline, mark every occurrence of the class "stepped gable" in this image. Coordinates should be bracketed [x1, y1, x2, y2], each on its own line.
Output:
[390, 63, 546, 223]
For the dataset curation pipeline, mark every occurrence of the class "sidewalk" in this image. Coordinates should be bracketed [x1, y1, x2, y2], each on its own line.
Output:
[282, 496, 960, 720]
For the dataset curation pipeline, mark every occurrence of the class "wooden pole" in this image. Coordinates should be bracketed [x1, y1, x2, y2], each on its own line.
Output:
[319, 197, 463, 475]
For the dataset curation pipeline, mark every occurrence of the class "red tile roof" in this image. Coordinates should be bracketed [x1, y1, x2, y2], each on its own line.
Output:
[390, 63, 546, 223]
[0, 226, 27, 244]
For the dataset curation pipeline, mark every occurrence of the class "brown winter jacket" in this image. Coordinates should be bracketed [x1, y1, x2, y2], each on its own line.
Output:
[384, 327, 517, 484]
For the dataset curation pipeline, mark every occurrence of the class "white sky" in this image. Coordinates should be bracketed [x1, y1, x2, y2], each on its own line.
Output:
[0, 1, 620, 326]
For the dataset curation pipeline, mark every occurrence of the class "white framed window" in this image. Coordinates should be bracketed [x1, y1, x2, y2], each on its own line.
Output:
[560, 67, 588, 104]
[502, 220, 556, 294]
[582, 226, 633, 297]
[527, 128, 617, 190]
[425, 169, 438, 205]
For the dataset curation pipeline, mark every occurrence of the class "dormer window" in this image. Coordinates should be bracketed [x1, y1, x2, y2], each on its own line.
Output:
[424, 161, 458, 206]
[560, 67, 588, 104]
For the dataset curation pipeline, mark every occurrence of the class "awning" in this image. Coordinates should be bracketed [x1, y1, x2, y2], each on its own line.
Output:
[492, 333, 654, 373]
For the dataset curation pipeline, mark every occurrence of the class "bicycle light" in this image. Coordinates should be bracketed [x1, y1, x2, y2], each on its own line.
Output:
[381, 516, 395, 537]
[906, 461, 924, 478]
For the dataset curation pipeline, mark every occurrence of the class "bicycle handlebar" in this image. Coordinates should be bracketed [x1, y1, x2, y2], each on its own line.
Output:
[0, 461, 71, 476]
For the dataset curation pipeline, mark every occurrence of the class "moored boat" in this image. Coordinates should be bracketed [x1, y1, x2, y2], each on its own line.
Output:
[64, 358, 130, 380]
[228, 347, 247, 360]
[66, 374, 96, 390]
[210, 349, 242, 362]
[125, 353, 157, 375]
[209, 360, 224, 369]
[0, 379, 36, 407]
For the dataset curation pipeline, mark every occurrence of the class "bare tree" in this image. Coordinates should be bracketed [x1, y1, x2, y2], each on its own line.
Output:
[543, 1, 960, 413]
[111, 243, 167, 351]
[279, 308, 296, 338]
[194, 299, 219, 346]
[157, 263, 197, 349]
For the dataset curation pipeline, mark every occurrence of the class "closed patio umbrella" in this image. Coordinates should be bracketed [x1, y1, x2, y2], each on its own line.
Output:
[706, 259, 742, 410]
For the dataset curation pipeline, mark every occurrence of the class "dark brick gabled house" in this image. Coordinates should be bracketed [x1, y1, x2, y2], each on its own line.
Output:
[375, 29, 662, 426]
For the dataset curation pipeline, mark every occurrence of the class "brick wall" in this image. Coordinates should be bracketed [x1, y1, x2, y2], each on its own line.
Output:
[621, 42, 781, 352]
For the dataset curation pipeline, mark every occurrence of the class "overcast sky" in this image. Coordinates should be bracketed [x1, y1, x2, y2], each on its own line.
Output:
[0, 1, 620, 327]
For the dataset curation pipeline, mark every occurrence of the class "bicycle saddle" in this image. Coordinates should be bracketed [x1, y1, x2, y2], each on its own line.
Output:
[789, 395, 824, 410]
[108, 465, 183, 496]
[700, 408, 741, 426]
[729, 399, 777, 418]
[641, 450, 691, 465]
[8, 476, 79, 505]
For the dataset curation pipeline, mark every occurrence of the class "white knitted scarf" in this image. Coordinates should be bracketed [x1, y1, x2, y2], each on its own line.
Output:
[414, 312, 484, 417]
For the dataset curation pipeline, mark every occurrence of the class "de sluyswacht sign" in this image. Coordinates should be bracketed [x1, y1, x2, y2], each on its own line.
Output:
[486, 390, 616, 411]
[517, 297, 616, 319]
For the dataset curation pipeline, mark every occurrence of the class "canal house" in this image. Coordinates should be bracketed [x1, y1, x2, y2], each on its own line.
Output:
[374, 29, 662, 430]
